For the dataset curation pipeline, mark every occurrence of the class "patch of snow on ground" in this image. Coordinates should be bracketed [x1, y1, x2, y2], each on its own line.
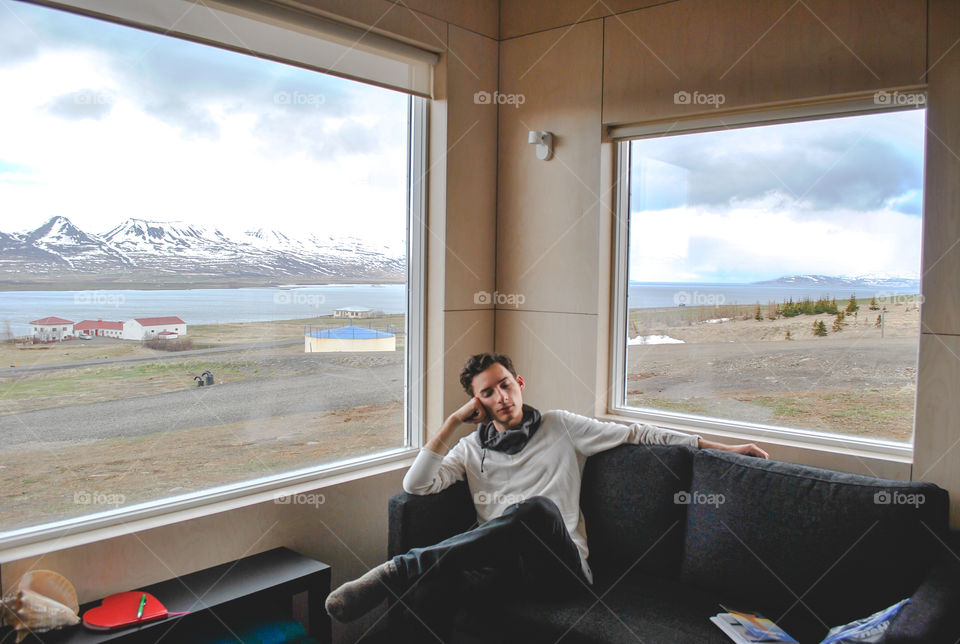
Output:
[628, 334, 685, 345]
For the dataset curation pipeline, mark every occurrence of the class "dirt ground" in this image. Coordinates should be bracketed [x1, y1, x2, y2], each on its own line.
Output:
[0, 402, 403, 531]
[626, 304, 921, 441]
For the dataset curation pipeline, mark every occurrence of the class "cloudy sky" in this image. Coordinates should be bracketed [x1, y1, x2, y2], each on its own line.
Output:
[629, 109, 925, 283]
[0, 0, 409, 247]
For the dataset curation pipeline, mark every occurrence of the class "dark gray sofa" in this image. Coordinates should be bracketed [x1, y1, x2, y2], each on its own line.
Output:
[386, 445, 960, 643]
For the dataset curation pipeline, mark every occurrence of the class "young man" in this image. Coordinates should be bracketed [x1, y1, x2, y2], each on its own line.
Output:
[325, 352, 767, 635]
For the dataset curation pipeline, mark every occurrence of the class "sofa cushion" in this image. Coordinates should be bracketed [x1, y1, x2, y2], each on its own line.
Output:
[388, 481, 477, 557]
[454, 568, 825, 643]
[680, 449, 949, 628]
[581, 444, 695, 578]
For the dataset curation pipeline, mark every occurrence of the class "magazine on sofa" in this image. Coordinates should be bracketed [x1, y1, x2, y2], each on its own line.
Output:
[710, 607, 798, 643]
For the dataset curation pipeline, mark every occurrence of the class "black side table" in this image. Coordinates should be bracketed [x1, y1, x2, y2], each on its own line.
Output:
[14, 547, 330, 644]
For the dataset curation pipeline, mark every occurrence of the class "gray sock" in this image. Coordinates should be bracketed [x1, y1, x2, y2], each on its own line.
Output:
[325, 560, 399, 622]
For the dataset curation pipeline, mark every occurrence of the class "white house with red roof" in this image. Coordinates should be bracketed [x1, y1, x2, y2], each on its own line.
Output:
[74, 319, 124, 338]
[122, 316, 187, 341]
[30, 316, 74, 342]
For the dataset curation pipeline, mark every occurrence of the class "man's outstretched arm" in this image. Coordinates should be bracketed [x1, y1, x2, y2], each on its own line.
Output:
[697, 437, 769, 458]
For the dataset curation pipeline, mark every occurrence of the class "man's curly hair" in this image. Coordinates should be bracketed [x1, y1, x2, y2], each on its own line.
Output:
[459, 352, 517, 395]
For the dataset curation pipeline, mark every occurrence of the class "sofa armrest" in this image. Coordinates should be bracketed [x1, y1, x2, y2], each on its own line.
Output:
[885, 532, 960, 643]
[387, 481, 476, 558]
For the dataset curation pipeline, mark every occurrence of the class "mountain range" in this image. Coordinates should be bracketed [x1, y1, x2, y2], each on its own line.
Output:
[0, 217, 405, 288]
[753, 274, 920, 289]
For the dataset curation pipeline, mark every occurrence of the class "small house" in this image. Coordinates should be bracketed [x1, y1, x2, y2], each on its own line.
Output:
[122, 316, 187, 341]
[30, 316, 73, 342]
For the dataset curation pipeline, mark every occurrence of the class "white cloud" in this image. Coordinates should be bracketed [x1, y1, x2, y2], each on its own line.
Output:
[629, 201, 922, 283]
[0, 26, 408, 247]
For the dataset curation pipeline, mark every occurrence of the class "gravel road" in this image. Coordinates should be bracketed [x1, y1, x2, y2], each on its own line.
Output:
[1, 357, 403, 446]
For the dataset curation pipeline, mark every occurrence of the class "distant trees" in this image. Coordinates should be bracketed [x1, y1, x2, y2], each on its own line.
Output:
[845, 294, 859, 314]
[869, 296, 880, 311]
[813, 320, 828, 336]
[832, 313, 845, 333]
[780, 296, 838, 318]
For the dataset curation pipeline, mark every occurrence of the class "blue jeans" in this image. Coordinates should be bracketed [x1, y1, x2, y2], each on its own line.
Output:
[390, 496, 587, 639]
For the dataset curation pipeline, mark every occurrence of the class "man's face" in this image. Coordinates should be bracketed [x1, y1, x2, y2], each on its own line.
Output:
[471, 362, 525, 431]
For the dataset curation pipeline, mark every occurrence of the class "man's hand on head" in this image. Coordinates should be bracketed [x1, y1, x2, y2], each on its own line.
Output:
[698, 437, 769, 459]
[455, 397, 489, 425]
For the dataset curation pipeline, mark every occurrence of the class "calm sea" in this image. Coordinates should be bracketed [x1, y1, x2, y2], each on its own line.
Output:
[628, 282, 921, 310]
[0, 282, 922, 336]
[0, 284, 406, 336]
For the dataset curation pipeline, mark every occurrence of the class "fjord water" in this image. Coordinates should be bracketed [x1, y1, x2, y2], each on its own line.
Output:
[0, 284, 406, 336]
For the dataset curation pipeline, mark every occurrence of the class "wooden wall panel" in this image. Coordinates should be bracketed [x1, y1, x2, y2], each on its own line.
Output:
[914, 0, 960, 528]
[602, 0, 927, 126]
[496, 310, 601, 417]
[920, 0, 960, 336]
[444, 25, 499, 311]
[497, 20, 604, 315]
[914, 333, 960, 528]
[500, 0, 668, 40]
[391, 0, 499, 39]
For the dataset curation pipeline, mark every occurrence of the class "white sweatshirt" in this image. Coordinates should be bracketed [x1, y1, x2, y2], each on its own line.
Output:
[402, 409, 700, 583]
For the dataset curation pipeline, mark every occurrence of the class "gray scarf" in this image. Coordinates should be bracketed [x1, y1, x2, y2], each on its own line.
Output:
[476, 405, 543, 469]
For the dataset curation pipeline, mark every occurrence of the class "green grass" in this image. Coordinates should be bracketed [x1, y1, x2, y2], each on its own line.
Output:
[626, 396, 712, 416]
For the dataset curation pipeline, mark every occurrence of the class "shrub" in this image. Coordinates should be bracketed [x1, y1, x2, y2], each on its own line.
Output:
[144, 337, 194, 351]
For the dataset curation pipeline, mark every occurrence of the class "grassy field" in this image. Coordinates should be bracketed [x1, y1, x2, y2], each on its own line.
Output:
[628, 295, 903, 332]
[627, 386, 915, 441]
[0, 314, 407, 416]
[188, 313, 406, 348]
[0, 313, 406, 367]
[0, 401, 404, 529]
[0, 355, 309, 415]
[0, 340, 157, 368]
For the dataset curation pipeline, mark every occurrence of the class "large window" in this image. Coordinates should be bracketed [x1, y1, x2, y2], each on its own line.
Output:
[614, 108, 925, 449]
[0, 0, 426, 540]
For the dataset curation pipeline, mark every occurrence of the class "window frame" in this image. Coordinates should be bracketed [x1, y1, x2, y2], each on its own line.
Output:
[0, 2, 427, 552]
[609, 101, 924, 459]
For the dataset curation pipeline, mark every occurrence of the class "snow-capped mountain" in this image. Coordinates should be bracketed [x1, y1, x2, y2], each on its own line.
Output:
[754, 274, 920, 289]
[0, 216, 404, 286]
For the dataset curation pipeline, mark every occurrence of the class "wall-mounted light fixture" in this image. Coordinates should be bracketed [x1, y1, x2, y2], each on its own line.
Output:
[527, 130, 553, 161]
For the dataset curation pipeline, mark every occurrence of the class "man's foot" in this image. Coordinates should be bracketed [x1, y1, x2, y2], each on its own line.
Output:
[325, 560, 400, 622]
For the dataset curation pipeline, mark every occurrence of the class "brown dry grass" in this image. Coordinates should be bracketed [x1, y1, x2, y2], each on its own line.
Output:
[0, 402, 402, 531]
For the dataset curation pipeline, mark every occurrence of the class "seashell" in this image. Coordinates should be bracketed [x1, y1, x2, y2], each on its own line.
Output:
[1, 570, 80, 642]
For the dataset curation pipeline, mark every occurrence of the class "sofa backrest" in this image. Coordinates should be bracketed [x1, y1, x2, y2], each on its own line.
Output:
[581, 444, 695, 578]
[680, 449, 949, 627]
